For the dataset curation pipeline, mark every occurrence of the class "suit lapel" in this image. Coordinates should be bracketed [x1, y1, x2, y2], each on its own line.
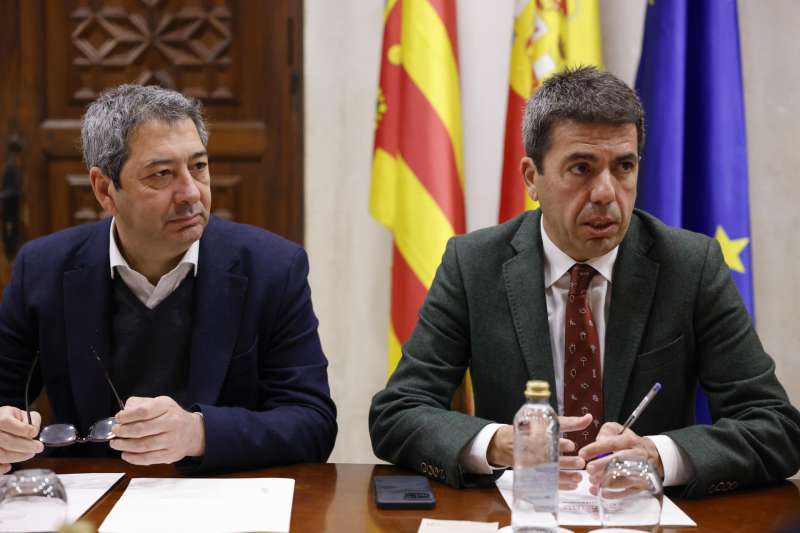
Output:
[502, 211, 557, 410]
[63, 219, 113, 432]
[603, 216, 659, 423]
[186, 218, 248, 406]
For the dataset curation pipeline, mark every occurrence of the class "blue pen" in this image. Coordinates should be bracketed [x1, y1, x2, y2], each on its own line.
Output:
[591, 382, 662, 459]
[619, 382, 662, 433]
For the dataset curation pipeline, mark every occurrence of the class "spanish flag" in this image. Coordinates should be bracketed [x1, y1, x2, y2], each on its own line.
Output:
[498, 0, 603, 222]
[370, 0, 471, 412]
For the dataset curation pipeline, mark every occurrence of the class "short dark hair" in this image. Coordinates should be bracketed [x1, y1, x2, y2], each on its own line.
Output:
[81, 84, 208, 189]
[522, 66, 644, 173]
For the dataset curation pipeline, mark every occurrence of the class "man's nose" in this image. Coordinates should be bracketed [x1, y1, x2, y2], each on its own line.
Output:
[589, 168, 615, 205]
[173, 168, 201, 204]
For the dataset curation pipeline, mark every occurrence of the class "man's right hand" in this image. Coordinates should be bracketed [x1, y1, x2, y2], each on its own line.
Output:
[0, 406, 44, 473]
[486, 414, 593, 489]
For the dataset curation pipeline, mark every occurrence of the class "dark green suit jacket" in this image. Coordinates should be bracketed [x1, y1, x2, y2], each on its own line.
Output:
[369, 209, 800, 498]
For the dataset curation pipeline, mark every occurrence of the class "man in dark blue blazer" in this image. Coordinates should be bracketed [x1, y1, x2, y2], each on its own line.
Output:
[0, 84, 337, 473]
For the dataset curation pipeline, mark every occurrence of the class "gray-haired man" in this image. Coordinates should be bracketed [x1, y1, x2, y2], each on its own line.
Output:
[370, 67, 800, 497]
[0, 85, 337, 472]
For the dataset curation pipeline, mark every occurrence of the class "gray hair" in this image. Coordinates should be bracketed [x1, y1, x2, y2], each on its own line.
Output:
[522, 66, 644, 173]
[80, 84, 208, 188]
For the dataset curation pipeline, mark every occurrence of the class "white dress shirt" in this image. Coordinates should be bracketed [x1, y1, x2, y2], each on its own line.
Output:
[459, 217, 694, 487]
[109, 218, 199, 309]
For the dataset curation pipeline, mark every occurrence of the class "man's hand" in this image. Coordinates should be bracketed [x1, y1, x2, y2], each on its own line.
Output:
[486, 414, 593, 490]
[0, 406, 44, 473]
[111, 396, 205, 466]
[557, 414, 593, 490]
[579, 421, 664, 493]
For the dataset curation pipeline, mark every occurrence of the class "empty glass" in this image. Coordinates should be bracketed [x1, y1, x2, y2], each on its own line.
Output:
[26, 350, 125, 447]
[594, 454, 663, 533]
[0, 468, 68, 531]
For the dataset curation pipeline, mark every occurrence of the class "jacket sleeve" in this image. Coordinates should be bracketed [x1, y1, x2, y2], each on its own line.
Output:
[0, 246, 40, 408]
[369, 238, 502, 488]
[666, 239, 800, 498]
[186, 248, 337, 473]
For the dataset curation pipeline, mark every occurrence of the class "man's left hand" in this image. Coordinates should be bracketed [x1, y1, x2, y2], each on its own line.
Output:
[578, 422, 664, 493]
[110, 396, 206, 465]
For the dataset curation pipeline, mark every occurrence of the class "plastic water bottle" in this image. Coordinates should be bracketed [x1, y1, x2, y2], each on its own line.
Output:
[512, 380, 559, 533]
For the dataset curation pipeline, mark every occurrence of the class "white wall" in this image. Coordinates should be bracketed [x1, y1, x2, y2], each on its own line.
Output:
[305, 0, 800, 464]
[304, 0, 389, 464]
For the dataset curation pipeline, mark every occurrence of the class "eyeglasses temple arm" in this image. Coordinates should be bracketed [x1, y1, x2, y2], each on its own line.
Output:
[24, 353, 39, 426]
[94, 354, 125, 410]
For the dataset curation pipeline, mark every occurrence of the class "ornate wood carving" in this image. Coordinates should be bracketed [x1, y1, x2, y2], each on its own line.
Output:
[70, 0, 234, 102]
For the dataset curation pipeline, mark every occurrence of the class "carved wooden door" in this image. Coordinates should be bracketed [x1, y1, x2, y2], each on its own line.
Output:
[0, 0, 304, 290]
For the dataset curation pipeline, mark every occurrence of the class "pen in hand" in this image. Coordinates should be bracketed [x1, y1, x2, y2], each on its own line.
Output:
[619, 382, 662, 434]
[591, 382, 662, 460]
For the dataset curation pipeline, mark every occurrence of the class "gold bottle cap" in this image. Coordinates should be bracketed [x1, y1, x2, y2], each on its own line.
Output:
[524, 380, 551, 400]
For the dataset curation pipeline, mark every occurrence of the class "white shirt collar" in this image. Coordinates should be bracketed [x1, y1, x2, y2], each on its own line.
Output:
[540, 215, 618, 288]
[108, 217, 199, 279]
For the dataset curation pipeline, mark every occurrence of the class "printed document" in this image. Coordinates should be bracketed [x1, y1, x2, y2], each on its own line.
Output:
[496, 470, 696, 527]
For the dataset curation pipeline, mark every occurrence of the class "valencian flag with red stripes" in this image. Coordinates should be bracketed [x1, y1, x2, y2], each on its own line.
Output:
[498, 0, 602, 222]
[370, 0, 472, 412]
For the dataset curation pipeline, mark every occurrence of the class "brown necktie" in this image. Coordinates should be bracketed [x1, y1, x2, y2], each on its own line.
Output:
[563, 264, 604, 450]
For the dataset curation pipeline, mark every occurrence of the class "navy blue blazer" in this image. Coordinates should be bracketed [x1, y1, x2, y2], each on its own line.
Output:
[0, 216, 337, 472]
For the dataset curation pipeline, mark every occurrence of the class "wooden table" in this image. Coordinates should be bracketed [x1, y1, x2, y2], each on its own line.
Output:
[19, 459, 800, 532]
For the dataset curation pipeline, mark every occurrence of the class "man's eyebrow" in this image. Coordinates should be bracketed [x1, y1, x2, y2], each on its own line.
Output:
[143, 151, 208, 168]
[143, 158, 174, 168]
[614, 152, 639, 162]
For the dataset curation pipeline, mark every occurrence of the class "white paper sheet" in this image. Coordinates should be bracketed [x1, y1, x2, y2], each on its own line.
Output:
[61, 473, 126, 523]
[496, 470, 696, 527]
[0, 472, 124, 532]
[418, 518, 499, 532]
[98, 477, 295, 533]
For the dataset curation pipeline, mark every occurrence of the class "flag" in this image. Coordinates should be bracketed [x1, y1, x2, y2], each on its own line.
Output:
[498, 0, 602, 222]
[370, 0, 472, 413]
[635, 0, 754, 424]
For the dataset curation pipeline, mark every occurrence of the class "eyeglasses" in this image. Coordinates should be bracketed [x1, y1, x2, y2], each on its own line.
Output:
[25, 349, 125, 447]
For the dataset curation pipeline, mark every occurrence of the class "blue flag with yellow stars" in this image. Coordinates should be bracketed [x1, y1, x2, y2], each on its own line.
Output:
[635, 0, 753, 424]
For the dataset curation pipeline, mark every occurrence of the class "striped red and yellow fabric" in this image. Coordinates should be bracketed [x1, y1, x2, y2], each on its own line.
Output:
[498, 0, 603, 222]
[371, 0, 471, 413]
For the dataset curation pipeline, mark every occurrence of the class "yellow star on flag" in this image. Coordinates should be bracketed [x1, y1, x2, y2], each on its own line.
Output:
[715, 225, 749, 273]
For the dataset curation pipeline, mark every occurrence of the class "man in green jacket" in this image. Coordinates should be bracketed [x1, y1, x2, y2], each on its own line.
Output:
[369, 66, 800, 498]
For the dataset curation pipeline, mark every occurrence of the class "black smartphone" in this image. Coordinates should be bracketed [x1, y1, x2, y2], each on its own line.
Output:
[373, 475, 436, 509]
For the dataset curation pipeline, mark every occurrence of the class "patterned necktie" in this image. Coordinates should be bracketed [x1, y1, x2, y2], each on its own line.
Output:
[563, 263, 604, 451]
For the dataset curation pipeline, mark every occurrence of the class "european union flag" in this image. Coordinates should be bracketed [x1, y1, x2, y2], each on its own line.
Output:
[635, 0, 754, 424]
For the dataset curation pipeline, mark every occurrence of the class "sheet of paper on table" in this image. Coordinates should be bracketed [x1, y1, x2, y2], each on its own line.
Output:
[495, 470, 696, 527]
[418, 518, 499, 532]
[0, 472, 124, 532]
[98, 477, 295, 533]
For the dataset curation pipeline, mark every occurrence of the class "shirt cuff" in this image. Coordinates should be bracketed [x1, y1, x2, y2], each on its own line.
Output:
[459, 423, 505, 475]
[646, 435, 694, 487]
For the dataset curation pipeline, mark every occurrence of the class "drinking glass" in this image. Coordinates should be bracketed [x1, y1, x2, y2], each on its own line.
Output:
[0, 469, 68, 532]
[594, 453, 663, 533]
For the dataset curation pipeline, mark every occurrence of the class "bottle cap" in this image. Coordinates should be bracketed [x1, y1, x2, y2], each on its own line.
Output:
[524, 380, 551, 400]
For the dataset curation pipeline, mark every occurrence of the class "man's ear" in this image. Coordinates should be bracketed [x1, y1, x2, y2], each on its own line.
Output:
[520, 157, 540, 202]
[89, 167, 118, 215]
